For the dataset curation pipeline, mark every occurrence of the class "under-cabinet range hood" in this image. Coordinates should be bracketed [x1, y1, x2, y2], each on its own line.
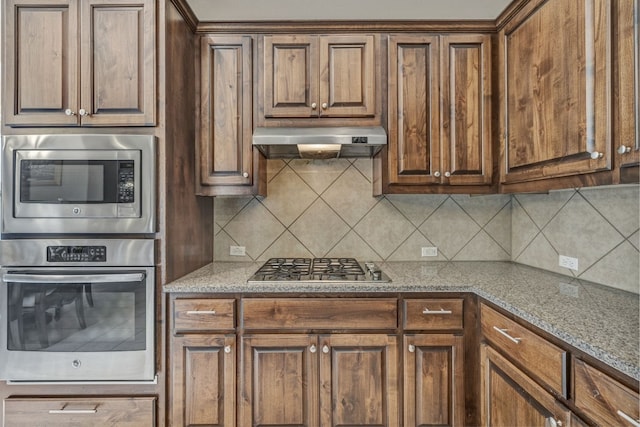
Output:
[252, 126, 387, 159]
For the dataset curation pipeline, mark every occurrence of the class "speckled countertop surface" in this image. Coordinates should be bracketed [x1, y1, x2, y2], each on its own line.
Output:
[164, 261, 640, 381]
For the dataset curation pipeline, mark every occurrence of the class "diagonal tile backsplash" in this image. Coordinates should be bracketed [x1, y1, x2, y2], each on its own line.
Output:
[214, 159, 639, 294]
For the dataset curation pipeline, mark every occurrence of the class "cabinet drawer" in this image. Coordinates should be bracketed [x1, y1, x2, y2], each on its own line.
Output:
[242, 298, 397, 330]
[3, 397, 155, 426]
[173, 298, 235, 332]
[403, 298, 463, 330]
[481, 303, 567, 396]
[574, 359, 640, 427]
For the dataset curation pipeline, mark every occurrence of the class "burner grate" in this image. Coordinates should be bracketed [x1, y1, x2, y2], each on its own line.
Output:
[248, 257, 389, 283]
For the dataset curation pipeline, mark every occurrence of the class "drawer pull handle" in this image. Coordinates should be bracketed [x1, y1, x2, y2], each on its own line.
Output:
[617, 410, 640, 427]
[186, 310, 216, 315]
[49, 409, 97, 414]
[423, 308, 453, 315]
[493, 326, 522, 344]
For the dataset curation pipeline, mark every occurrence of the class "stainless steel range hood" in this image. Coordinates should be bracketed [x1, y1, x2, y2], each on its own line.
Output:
[252, 126, 387, 159]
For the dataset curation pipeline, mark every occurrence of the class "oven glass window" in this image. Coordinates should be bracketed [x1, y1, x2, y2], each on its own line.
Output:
[20, 160, 118, 203]
[6, 274, 147, 352]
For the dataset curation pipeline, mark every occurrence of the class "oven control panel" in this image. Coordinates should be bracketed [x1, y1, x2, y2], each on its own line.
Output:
[47, 246, 107, 262]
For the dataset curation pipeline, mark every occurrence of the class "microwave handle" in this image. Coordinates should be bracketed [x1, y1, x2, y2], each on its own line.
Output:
[2, 273, 145, 284]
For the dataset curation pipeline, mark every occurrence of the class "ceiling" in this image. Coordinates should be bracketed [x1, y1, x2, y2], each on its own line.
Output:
[185, 0, 513, 21]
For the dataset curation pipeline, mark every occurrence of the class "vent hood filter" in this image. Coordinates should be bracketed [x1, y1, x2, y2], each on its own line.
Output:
[252, 126, 387, 159]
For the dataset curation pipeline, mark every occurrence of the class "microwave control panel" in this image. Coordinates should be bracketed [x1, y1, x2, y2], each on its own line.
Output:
[117, 160, 135, 203]
[47, 246, 107, 262]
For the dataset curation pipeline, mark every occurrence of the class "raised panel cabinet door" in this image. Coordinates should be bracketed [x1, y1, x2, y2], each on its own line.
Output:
[79, 0, 155, 126]
[480, 344, 571, 427]
[388, 35, 441, 185]
[199, 35, 253, 187]
[319, 334, 399, 427]
[441, 35, 492, 186]
[3, 0, 79, 126]
[319, 34, 377, 117]
[403, 334, 465, 427]
[262, 35, 320, 118]
[170, 334, 236, 427]
[239, 334, 320, 427]
[615, 0, 640, 175]
[502, 0, 612, 183]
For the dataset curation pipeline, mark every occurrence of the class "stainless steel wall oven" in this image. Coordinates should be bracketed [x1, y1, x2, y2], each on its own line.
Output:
[0, 239, 155, 382]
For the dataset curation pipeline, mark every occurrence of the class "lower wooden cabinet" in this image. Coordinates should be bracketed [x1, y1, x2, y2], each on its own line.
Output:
[480, 344, 571, 427]
[3, 396, 156, 426]
[239, 333, 399, 427]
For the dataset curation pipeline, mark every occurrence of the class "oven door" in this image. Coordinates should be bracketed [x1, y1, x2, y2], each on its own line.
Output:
[0, 267, 154, 382]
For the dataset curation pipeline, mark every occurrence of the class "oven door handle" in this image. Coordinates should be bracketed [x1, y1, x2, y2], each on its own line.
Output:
[2, 273, 145, 284]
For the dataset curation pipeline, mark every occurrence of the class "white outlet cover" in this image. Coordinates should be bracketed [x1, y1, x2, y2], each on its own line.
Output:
[421, 247, 438, 257]
[230, 246, 246, 256]
[558, 255, 579, 271]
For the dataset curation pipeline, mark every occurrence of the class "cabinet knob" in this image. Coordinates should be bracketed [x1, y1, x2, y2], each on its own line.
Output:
[309, 344, 317, 353]
[224, 345, 231, 354]
[618, 145, 632, 155]
[321, 102, 328, 110]
[65, 109, 76, 116]
[444, 171, 451, 178]
[242, 172, 249, 178]
[311, 102, 317, 110]
[408, 344, 416, 353]
[322, 345, 329, 354]
[78, 108, 90, 117]
[434, 171, 441, 177]
[590, 151, 603, 159]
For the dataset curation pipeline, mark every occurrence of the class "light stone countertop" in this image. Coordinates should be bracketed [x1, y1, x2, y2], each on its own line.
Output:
[164, 260, 640, 382]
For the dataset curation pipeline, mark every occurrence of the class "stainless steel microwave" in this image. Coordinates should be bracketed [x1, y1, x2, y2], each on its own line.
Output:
[1, 135, 155, 235]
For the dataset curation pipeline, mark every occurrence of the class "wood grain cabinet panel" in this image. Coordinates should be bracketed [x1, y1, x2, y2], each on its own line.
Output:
[573, 358, 640, 427]
[3, 0, 155, 127]
[404, 298, 464, 330]
[500, 0, 612, 185]
[481, 344, 571, 427]
[385, 34, 491, 192]
[3, 397, 156, 426]
[173, 298, 235, 332]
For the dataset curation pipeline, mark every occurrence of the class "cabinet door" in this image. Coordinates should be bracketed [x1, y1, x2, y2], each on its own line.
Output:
[404, 334, 465, 427]
[615, 0, 640, 176]
[79, 0, 155, 126]
[502, 0, 612, 184]
[388, 35, 441, 185]
[319, 35, 377, 117]
[441, 35, 492, 186]
[480, 344, 571, 427]
[170, 334, 236, 427]
[319, 334, 399, 427]
[3, 0, 79, 126]
[199, 35, 254, 188]
[262, 35, 319, 118]
[239, 334, 319, 427]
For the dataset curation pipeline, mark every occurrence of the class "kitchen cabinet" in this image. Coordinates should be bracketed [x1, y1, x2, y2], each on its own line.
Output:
[499, 0, 612, 189]
[614, 0, 640, 183]
[197, 35, 265, 196]
[3, 397, 156, 426]
[258, 34, 380, 124]
[480, 344, 572, 427]
[3, 0, 155, 127]
[384, 34, 492, 194]
[169, 299, 236, 427]
[403, 298, 465, 427]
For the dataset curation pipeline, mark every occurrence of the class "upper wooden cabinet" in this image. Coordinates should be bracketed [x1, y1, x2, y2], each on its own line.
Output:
[258, 34, 380, 125]
[3, 0, 155, 127]
[383, 34, 492, 193]
[197, 35, 265, 196]
[499, 0, 612, 187]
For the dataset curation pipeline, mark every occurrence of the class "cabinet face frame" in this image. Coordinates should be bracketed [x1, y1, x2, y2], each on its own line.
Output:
[499, 0, 612, 184]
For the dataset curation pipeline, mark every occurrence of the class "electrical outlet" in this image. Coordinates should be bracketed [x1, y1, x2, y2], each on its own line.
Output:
[230, 246, 246, 256]
[421, 247, 438, 257]
[558, 255, 579, 271]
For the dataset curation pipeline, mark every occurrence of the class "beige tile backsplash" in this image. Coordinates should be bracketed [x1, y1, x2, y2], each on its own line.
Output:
[214, 159, 640, 294]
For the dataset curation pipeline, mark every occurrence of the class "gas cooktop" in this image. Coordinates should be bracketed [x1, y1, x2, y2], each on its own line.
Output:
[247, 258, 391, 283]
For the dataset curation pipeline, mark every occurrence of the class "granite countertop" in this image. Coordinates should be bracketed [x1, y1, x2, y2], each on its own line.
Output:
[164, 260, 640, 382]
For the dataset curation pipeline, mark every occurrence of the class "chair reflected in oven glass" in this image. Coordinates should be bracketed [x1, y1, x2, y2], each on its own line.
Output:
[7, 284, 88, 349]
